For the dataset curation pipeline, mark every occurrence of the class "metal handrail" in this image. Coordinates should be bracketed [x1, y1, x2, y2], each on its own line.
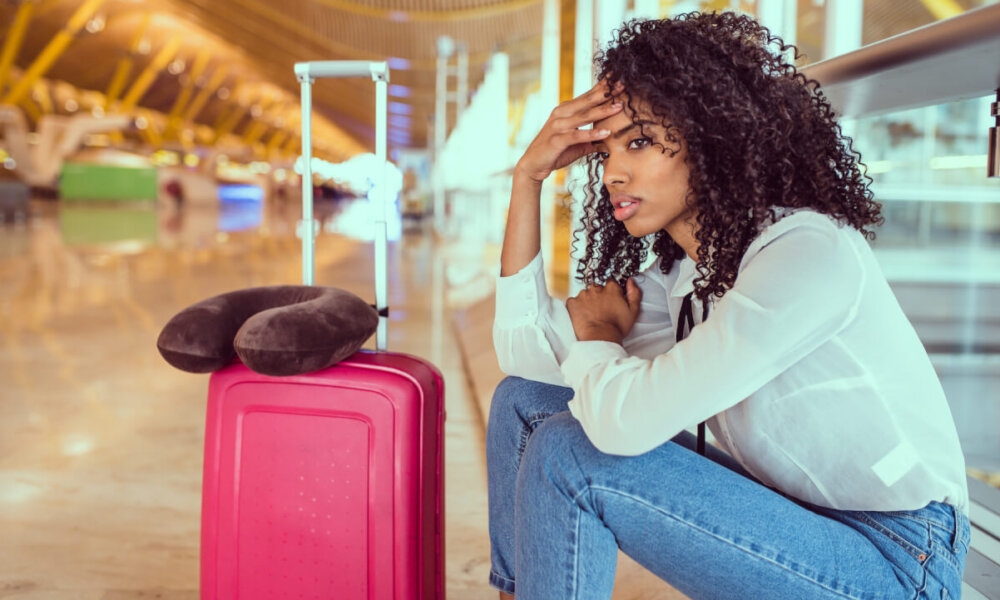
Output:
[800, 3, 1000, 119]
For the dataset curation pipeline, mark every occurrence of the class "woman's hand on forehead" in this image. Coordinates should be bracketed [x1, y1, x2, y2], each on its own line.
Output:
[513, 76, 626, 183]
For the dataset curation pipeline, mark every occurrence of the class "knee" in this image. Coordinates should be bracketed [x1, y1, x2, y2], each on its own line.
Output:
[519, 412, 593, 497]
[487, 376, 568, 434]
[521, 412, 590, 474]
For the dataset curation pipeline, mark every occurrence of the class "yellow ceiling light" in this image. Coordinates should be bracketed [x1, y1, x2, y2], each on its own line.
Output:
[85, 14, 107, 33]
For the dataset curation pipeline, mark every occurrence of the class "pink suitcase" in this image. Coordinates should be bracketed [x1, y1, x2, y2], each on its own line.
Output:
[200, 60, 445, 599]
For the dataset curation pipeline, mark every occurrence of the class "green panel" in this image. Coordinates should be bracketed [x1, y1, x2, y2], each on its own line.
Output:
[59, 163, 158, 201]
[59, 205, 157, 246]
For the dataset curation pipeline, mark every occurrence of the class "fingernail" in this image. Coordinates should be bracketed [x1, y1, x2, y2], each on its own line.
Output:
[612, 102, 622, 108]
[597, 129, 610, 136]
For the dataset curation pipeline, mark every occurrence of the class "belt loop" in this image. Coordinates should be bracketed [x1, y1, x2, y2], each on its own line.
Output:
[949, 504, 960, 553]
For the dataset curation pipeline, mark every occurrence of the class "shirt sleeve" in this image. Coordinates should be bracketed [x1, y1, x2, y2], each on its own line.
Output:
[492, 252, 578, 386]
[560, 220, 865, 455]
[492, 251, 676, 387]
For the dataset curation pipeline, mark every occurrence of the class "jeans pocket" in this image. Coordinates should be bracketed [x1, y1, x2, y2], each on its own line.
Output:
[853, 511, 934, 592]
[856, 511, 933, 563]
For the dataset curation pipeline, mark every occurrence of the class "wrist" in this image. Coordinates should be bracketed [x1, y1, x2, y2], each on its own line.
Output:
[576, 323, 624, 344]
[513, 164, 547, 187]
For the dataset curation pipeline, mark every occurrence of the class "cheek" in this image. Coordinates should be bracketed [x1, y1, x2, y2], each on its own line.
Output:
[639, 155, 688, 195]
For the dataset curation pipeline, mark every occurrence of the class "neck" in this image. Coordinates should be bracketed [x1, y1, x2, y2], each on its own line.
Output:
[665, 209, 699, 262]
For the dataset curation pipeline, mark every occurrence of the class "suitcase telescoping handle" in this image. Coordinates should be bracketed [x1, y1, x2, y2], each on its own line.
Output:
[294, 61, 390, 352]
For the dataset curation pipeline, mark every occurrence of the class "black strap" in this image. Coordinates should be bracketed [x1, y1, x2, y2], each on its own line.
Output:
[676, 291, 709, 456]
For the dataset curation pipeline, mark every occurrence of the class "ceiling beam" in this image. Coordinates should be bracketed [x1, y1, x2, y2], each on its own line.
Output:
[310, 0, 542, 22]
[103, 13, 152, 109]
[0, 0, 36, 95]
[2, 0, 105, 105]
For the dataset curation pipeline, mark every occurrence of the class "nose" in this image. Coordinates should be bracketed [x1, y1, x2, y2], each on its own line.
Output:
[602, 154, 629, 188]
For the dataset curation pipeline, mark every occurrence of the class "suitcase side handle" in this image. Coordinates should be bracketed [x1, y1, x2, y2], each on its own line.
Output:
[296, 61, 390, 353]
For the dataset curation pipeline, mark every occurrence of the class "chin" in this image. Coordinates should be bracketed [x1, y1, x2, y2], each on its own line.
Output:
[623, 220, 657, 238]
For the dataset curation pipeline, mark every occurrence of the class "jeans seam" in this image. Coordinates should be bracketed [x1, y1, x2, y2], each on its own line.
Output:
[515, 425, 531, 470]
[571, 508, 581, 599]
[880, 512, 951, 535]
[589, 485, 873, 600]
[515, 412, 554, 470]
[855, 512, 929, 562]
[931, 539, 962, 572]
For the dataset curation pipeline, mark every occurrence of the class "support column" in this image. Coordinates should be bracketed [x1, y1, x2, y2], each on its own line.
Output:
[757, 0, 796, 60]
[433, 36, 455, 235]
[539, 0, 560, 292]
[823, 0, 862, 138]
[561, 0, 595, 296]
[456, 42, 468, 119]
[823, 0, 863, 60]
[632, 0, 659, 19]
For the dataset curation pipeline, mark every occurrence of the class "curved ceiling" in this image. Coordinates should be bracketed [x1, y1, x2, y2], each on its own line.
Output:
[0, 0, 545, 160]
[3, 0, 976, 161]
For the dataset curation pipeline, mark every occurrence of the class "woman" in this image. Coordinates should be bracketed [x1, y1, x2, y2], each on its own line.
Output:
[488, 11, 969, 600]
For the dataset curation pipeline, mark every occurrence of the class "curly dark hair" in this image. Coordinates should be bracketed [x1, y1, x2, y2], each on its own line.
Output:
[574, 11, 883, 302]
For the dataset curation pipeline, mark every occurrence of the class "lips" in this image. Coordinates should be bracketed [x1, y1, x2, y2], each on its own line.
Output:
[611, 194, 641, 221]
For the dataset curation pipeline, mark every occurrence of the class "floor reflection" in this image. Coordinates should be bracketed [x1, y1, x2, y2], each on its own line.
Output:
[0, 188, 501, 597]
[0, 183, 996, 597]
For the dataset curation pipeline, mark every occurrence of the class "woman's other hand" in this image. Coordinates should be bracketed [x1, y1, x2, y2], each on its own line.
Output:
[514, 78, 624, 184]
[566, 278, 642, 344]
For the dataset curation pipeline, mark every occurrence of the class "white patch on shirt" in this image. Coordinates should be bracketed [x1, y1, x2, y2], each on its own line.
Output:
[871, 441, 920, 487]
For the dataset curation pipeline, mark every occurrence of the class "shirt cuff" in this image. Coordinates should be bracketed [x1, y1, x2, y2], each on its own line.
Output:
[495, 251, 546, 326]
[561, 341, 629, 387]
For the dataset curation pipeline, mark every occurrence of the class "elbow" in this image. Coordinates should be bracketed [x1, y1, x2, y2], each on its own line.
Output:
[492, 329, 515, 374]
[496, 352, 519, 378]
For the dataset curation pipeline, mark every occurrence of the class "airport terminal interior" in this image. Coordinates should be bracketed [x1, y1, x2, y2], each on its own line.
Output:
[1, 0, 999, 598]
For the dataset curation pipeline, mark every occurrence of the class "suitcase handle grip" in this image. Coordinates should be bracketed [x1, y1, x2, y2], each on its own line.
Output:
[296, 61, 390, 352]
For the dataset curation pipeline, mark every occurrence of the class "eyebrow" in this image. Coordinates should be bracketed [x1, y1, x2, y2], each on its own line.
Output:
[611, 119, 658, 140]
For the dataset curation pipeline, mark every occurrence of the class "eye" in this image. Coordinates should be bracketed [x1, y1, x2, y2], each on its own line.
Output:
[627, 137, 651, 150]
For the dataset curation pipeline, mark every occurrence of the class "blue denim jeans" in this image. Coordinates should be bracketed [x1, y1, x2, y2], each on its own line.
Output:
[486, 376, 970, 600]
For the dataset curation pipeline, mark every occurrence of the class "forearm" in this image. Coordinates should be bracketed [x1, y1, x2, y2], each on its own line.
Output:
[500, 168, 544, 277]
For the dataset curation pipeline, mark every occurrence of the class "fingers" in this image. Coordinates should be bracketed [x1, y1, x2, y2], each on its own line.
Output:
[555, 77, 623, 119]
[626, 278, 643, 315]
[575, 100, 623, 128]
[554, 127, 611, 148]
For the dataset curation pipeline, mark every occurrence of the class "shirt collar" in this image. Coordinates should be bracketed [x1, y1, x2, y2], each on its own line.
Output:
[669, 255, 698, 299]
[667, 207, 810, 299]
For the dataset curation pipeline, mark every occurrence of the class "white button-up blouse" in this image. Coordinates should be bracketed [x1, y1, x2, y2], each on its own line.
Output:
[493, 209, 969, 515]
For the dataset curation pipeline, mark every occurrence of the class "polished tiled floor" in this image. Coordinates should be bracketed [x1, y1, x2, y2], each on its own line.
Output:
[0, 195, 685, 599]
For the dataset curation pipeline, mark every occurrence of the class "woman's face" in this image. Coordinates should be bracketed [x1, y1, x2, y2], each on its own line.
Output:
[591, 98, 695, 241]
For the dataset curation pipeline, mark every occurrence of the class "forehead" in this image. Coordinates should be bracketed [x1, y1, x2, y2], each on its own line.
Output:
[595, 91, 664, 130]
